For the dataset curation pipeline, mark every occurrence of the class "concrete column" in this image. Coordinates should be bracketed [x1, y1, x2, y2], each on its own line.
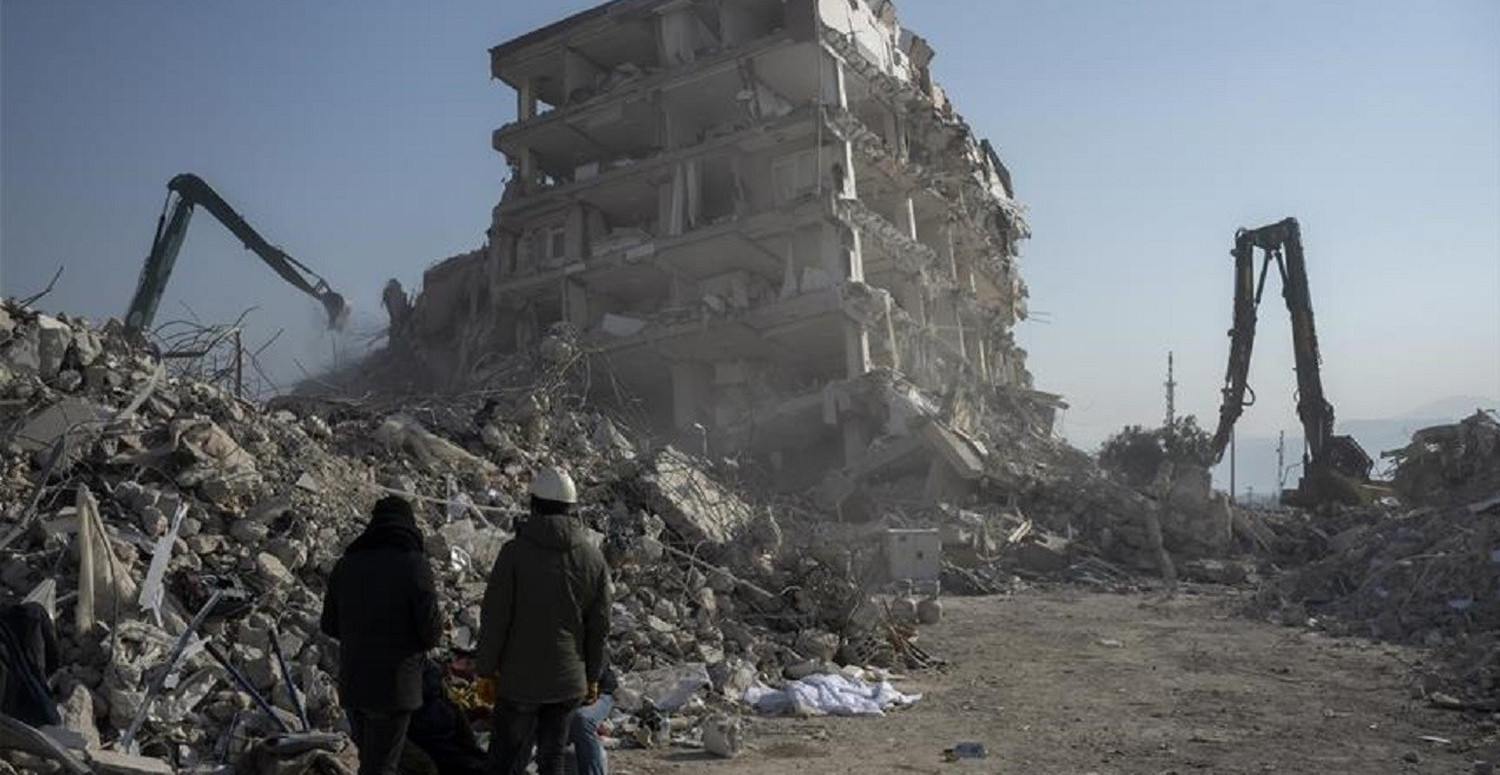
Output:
[845, 225, 864, 282]
[838, 140, 859, 200]
[820, 50, 848, 108]
[842, 414, 870, 469]
[896, 197, 917, 241]
[976, 331, 990, 381]
[961, 312, 984, 374]
[562, 277, 589, 329]
[844, 318, 870, 379]
[821, 222, 863, 283]
[945, 222, 959, 280]
[892, 279, 924, 322]
[518, 78, 536, 120]
[520, 148, 537, 192]
[953, 301, 967, 360]
[884, 300, 900, 372]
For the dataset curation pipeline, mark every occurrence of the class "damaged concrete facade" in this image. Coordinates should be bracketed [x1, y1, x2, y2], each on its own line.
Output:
[405, 0, 1042, 480]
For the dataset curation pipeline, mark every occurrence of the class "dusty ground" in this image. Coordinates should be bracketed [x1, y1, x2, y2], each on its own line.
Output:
[614, 587, 1480, 775]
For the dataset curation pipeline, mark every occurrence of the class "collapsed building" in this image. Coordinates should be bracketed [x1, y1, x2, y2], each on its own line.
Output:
[394, 0, 1059, 495]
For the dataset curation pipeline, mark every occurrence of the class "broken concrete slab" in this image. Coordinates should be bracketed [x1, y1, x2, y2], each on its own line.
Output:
[375, 413, 497, 475]
[169, 416, 257, 472]
[917, 419, 986, 481]
[69, 329, 103, 368]
[0, 325, 41, 376]
[0, 713, 91, 775]
[37, 723, 89, 753]
[1010, 533, 1072, 574]
[12, 398, 112, 468]
[255, 552, 297, 589]
[34, 314, 73, 379]
[87, 748, 176, 775]
[57, 683, 98, 749]
[638, 447, 756, 546]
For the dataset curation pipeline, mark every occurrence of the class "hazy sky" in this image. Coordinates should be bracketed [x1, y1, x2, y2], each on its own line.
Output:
[4, 1, 1497, 453]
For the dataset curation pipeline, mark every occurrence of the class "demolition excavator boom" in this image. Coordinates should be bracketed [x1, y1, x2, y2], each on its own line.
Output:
[124, 173, 349, 336]
[1209, 217, 1372, 504]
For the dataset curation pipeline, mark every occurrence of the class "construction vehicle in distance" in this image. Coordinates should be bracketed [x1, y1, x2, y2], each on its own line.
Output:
[1209, 217, 1373, 506]
[124, 173, 349, 337]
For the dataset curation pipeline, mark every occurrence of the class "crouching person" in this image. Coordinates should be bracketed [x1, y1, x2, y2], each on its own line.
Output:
[569, 663, 618, 775]
[321, 495, 443, 775]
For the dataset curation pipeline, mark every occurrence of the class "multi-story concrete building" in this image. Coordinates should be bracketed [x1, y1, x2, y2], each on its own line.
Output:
[403, 0, 1047, 488]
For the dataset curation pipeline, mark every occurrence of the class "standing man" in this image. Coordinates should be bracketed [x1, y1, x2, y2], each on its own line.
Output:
[321, 495, 442, 775]
[476, 467, 610, 775]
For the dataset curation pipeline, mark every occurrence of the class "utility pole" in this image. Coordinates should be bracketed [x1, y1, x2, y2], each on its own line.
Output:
[1164, 351, 1177, 430]
[1229, 427, 1237, 504]
[233, 329, 244, 399]
[1275, 430, 1286, 504]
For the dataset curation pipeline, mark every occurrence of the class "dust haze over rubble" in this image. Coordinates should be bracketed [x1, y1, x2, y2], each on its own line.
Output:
[2, 0, 1499, 773]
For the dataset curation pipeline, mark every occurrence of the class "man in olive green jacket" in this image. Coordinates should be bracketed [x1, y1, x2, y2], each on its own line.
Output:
[476, 467, 610, 775]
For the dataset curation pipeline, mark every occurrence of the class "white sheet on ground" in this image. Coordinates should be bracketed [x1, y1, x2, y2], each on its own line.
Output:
[742, 673, 921, 717]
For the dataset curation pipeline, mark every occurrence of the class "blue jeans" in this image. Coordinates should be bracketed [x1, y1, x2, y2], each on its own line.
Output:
[569, 695, 612, 775]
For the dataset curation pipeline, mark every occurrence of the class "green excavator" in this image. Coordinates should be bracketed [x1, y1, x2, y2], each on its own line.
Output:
[124, 173, 348, 336]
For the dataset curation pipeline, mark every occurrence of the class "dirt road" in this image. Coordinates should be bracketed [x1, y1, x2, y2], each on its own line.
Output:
[614, 587, 1479, 774]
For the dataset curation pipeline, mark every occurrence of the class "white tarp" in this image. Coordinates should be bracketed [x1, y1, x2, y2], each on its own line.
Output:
[743, 673, 921, 717]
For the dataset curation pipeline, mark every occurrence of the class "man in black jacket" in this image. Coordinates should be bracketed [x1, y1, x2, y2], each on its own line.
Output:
[321, 495, 443, 775]
[476, 467, 610, 775]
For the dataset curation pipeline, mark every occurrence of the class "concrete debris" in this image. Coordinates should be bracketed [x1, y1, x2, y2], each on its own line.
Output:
[0, 712, 91, 775]
[1384, 410, 1500, 505]
[1247, 414, 1500, 707]
[0, 298, 935, 770]
[0, 2, 1488, 768]
[374, 413, 497, 476]
[636, 447, 757, 547]
[700, 714, 742, 758]
[13, 397, 112, 469]
[87, 748, 177, 775]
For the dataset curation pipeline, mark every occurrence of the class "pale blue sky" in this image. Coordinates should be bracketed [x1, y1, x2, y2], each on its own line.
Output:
[4, 1, 1497, 476]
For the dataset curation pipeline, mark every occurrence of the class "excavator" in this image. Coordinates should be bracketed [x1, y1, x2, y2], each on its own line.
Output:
[124, 173, 349, 336]
[1209, 217, 1373, 506]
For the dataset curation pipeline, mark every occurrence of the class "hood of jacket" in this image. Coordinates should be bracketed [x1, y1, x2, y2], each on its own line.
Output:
[347, 504, 423, 555]
[519, 512, 583, 552]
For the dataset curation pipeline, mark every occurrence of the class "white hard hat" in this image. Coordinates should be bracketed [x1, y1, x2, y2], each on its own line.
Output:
[530, 466, 578, 504]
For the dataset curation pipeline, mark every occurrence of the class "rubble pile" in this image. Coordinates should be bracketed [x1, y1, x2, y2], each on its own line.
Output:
[1383, 410, 1500, 506]
[1256, 500, 1500, 642]
[1246, 414, 1500, 703]
[845, 395, 1248, 590]
[0, 300, 925, 773]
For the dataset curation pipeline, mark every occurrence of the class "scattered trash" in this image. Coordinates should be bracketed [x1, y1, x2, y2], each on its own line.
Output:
[942, 741, 987, 761]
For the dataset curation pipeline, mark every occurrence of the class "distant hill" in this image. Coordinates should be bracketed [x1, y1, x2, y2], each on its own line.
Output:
[1209, 395, 1498, 498]
[1397, 395, 1498, 421]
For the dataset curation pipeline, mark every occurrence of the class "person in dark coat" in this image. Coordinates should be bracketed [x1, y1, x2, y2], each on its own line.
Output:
[476, 467, 610, 775]
[321, 495, 442, 775]
[0, 601, 60, 727]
